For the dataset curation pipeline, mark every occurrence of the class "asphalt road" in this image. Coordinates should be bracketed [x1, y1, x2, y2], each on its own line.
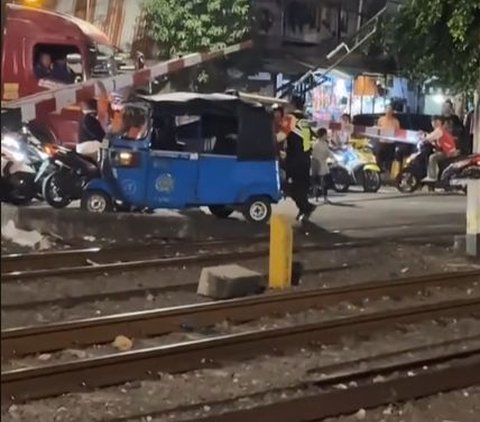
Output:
[273, 187, 466, 240]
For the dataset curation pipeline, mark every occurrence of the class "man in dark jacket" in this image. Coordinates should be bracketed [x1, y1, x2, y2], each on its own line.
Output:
[78, 100, 105, 143]
[285, 113, 315, 221]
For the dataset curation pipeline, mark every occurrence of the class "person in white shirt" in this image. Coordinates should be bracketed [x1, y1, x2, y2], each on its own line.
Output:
[311, 128, 335, 202]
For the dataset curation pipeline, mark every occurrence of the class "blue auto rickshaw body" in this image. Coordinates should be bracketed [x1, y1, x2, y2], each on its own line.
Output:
[83, 93, 281, 222]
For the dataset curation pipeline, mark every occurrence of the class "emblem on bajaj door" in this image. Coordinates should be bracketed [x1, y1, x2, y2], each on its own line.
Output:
[155, 173, 175, 193]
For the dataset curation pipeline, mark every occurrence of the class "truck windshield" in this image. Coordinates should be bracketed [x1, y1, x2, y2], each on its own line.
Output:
[88, 43, 117, 78]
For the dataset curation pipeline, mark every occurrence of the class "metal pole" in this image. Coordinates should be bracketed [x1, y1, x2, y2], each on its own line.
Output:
[465, 81, 480, 257]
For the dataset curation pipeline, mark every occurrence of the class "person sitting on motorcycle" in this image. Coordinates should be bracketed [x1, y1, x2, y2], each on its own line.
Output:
[422, 115, 457, 182]
[333, 113, 352, 149]
[311, 128, 335, 203]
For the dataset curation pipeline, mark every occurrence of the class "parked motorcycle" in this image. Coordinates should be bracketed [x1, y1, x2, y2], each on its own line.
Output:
[329, 141, 382, 193]
[395, 141, 472, 193]
[42, 142, 101, 208]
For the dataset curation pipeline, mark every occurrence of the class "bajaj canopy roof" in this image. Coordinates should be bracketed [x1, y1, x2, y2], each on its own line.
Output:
[138, 92, 245, 115]
[139, 92, 276, 161]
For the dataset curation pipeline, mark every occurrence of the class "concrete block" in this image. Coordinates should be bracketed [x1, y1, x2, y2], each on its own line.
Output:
[197, 264, 263, 299]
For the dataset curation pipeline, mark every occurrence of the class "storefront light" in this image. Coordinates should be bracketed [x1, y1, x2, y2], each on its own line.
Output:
[433, 94, 445, 104]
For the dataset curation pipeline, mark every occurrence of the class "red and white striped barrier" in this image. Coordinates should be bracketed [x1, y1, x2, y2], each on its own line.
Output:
[3, 40, 253, 122]
[316, 120, 420, 145]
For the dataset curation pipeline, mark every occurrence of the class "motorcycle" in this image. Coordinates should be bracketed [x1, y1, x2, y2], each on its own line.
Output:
[1, 126, 51, 198]
[41, 142, 101, 209]
[441, 153, 480, 184]
[329, 141, 382, 193]
[1, 132, 37, 205]
[396, 141, 471, 193]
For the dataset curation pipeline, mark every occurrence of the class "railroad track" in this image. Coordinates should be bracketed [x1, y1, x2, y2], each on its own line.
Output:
[1, 233, 455, 281]
[2, 270, 479, 403]
[3, 270, 479, 358]
[172, 338, 480, 422]
[108, 336, 480, 422]
[0, 240, 372, 281]
[1, 236, 270, 274]
[1, 263, 356, 313]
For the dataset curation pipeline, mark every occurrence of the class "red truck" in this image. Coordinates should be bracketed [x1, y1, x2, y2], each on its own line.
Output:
[1, 3, 116, 146]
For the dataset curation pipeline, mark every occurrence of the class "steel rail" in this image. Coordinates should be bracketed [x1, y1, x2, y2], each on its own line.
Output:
[0, 232, 459, 282]
[1, 263, 357, 313]
[188, 347, 480, 422]
[2, 296, 479, 403]
[1, 240, 374, 281]
[107, 336, 480, 422]
[3, 270, 479, 358]
[1, 237, 270, 274]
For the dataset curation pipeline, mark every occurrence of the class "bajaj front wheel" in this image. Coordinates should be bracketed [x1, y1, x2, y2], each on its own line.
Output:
[243, 197, 272, 224]
[209, 205, 234, 219]
[81, 190, 114, 213]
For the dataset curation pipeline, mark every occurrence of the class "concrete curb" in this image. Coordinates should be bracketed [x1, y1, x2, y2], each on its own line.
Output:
[1, 204, 269, 242]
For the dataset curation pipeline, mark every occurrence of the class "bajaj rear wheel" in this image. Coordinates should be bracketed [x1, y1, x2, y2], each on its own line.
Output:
[243, 196, 272, 224]
[208, 205, 234, 219]
[81, 190, 114, 213]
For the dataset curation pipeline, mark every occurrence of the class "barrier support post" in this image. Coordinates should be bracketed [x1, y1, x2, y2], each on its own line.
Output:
[466, 179, 480, 257]
[269, 214, 293, 290]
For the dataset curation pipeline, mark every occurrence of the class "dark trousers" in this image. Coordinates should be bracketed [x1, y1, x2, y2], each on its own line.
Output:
[376, 142, 395, 173]
[287, 153, 312, 214]
[291, 179, 311, 214]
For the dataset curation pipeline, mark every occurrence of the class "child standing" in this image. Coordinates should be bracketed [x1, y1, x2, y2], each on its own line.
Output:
[311, 128, 335, 202]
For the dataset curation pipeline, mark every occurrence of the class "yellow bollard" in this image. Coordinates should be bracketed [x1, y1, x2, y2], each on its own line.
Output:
[390, 160, 401, 179]
[268, 214, 293, 290]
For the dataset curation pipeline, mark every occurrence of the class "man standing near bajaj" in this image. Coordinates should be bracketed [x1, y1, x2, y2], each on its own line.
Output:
[377, 105, 401, 179]
[285, 109, 316, 221]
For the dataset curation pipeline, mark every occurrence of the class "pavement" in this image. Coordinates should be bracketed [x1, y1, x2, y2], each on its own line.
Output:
[275, 187, 466, 240]
[0, 187, 468, 244]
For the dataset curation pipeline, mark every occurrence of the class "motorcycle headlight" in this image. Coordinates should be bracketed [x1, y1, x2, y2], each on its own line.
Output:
[8, 150, 26, 162]
[1, 134, 20, 150]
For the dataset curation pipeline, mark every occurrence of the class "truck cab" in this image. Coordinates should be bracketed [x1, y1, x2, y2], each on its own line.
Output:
[1, 4, 116, 147]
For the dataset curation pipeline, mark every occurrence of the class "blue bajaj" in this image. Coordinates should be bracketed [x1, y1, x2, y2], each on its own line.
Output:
[81, 93, 281, 223]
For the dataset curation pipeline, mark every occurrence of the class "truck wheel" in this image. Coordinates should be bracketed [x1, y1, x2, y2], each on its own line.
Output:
[208, 205, 234, 219]
[81, 190, 113, 213]
[243, 196, 271, 224]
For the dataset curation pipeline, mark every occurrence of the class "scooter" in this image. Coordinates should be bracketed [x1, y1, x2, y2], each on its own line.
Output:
[396, 141, 470, 193]
[41, 142, 101, 209]
[329, 142, 382, 193]
[1, 133, 37, 205]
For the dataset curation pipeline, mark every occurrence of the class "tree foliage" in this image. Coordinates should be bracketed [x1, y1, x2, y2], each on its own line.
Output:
[143, 0, 251, 59]
[378, 0, 480, 92]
